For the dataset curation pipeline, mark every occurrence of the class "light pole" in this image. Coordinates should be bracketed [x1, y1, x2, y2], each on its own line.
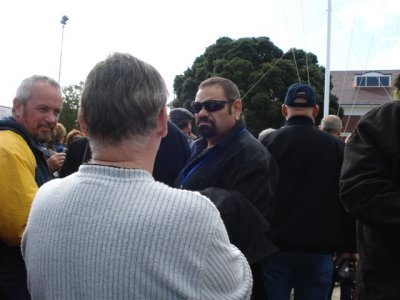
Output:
[58, 15, 69, 83]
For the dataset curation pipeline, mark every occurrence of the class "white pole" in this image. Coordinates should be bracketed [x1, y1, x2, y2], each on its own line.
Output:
[323, 0, 332, 117]
[58, 16, 69, 84]
[58, 24, 65, 83]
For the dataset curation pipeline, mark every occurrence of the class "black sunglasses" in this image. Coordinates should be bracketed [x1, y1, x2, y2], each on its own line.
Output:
[191, 99, 235, 113]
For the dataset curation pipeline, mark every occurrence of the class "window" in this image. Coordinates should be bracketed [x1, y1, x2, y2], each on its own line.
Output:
[355, 72, 391, 87]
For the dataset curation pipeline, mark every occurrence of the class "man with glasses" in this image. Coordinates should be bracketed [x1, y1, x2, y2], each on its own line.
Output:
[175, 76, 278, 298]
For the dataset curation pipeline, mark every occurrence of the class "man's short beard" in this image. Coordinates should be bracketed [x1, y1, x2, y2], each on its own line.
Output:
[37, 132, 53, 143]
[197, 124, 217, 139]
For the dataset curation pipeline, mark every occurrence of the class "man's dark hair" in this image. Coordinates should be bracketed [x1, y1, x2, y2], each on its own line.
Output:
[198, 77, 240, 100]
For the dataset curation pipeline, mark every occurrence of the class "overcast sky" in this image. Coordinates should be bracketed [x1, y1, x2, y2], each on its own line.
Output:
[0, 0, 399, 107]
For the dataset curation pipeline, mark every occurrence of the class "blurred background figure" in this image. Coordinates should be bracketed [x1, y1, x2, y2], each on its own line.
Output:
[258, 128, 276, 142]
[53, 123, 66, 153]
[169, 107, 196, 146]
[320, 114, 343, 138]
[65, 129, 83, 146]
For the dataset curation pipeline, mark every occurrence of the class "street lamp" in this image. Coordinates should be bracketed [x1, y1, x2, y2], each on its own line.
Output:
[58, 15, 69, 83]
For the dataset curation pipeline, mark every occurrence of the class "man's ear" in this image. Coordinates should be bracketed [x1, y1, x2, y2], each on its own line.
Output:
[281, 104, 288, 117]
[13, 98, 22, 118]
[312, 104, 320, 118]
[77, 113, 88, 136]
[156, 106, 168, 138]
[232, 99, 242, 118]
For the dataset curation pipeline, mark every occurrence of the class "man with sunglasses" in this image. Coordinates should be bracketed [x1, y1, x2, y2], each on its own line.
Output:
[175, 77, 278, 299]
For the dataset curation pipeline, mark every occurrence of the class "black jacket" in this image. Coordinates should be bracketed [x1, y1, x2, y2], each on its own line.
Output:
[262, 115, 355, 254]
[59, 136, 91, 178]
[175, 120, 278, 264]
[340, 101, 400, 299]
[153, 121, 191, 186]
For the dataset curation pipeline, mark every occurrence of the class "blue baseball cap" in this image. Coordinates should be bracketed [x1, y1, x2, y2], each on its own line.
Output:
[284, 83, 316, 107]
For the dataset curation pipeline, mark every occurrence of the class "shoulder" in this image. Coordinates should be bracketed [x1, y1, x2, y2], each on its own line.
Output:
[0, 130, 35, 160]
[237, 130, 268, 153]
[155, 182, 221, 220]
[231, 131, 271, 163]
[0, 129, 28, 146]
[358, 101, 400, 130]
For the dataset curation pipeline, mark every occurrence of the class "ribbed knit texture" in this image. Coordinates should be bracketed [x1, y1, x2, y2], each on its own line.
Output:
[22, 165, 252, 299]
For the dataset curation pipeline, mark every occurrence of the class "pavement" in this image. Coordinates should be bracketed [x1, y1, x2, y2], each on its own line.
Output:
[289, 286, 341, 299]
[332, 286, 340, 299]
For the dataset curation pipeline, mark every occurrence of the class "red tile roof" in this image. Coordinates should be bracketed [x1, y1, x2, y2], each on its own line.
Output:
[331, 70, 400, 106]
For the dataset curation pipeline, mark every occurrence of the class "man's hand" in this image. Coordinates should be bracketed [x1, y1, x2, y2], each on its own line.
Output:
[47, 152, 66, 173]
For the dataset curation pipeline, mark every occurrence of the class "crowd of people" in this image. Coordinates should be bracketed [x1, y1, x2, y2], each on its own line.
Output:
[0, 52, 398, 300]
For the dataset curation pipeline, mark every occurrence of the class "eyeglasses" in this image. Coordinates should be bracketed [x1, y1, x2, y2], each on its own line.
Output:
[191, 99, 235, 113]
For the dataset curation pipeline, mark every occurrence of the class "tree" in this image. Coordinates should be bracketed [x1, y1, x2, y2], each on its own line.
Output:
[172, 37, 343, 136]
[59, 81, 84, 133]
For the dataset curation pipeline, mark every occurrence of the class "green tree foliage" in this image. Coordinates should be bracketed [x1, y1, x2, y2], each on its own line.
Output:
[172, 37, 342, 136]
[59, 81, 84, 133]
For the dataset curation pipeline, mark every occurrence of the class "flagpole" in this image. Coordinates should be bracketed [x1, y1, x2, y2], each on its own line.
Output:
[323, 0, 332, 117]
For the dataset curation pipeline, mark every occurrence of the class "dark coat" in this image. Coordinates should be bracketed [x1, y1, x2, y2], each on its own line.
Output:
[262, 115, 355, 254]
[340, 101, 400, 299]
[153, 121, 191, 186]
[175, 120, 278, 264]
[59, 136, 91, 178]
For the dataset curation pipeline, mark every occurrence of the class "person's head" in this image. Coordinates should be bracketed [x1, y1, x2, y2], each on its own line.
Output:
[66, 129, 83, 145]
[258, 128, 276, 142]
[54, 123, 67, 144]
[320, 114, 343, 137]
[192, 77, 242, 147]
[12, 75, 63, 143]
[79, 52, 168, 149]
[169, 108, 194, 134]
[282, 83, 319, 121]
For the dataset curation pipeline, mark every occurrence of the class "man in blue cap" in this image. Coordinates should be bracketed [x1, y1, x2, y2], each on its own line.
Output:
[260, 83, 356, 299]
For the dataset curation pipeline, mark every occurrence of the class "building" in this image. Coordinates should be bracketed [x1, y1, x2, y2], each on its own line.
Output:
[0, 105, 12, 118]
[331, 70, 400, 135]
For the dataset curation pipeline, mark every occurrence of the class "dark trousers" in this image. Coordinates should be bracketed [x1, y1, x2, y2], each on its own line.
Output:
[0, 242, 30, 300]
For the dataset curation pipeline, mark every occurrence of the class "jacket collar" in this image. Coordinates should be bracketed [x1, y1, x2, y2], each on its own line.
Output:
[284, 115, 316, 127]
[0, 116, 43, 150]
[192, 120, 245, 157]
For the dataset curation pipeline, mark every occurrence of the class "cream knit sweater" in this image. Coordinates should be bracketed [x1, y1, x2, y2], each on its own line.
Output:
[22, 165, 252, 299]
